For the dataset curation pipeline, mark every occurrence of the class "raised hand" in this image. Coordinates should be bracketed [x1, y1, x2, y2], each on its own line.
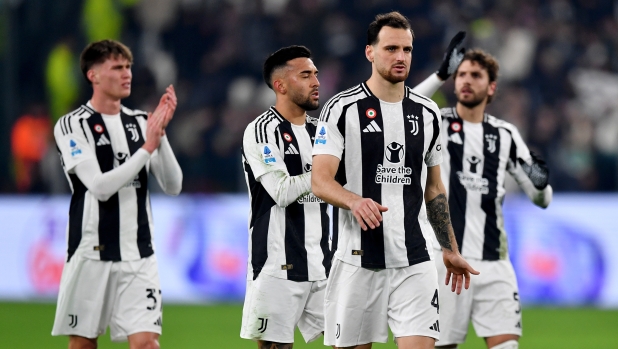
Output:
[443, 250, 479, 294]
[350, 198, 388, 231]
[153, 85, 178, 132]
[436, 31, 466, 81]
[142, 104, 168, 154]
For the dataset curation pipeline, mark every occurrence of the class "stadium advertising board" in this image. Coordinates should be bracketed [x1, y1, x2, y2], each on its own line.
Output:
[0, 194, 617, 307]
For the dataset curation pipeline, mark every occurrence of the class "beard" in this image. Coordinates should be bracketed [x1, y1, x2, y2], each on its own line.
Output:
[456, 90, 486, 108]
[377, 64, 409, 84]
[291, 91, 319, 111]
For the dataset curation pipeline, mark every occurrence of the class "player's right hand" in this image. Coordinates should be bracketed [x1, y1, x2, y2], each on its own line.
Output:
[436, 31, 466, 81]
[350, 198, 388, 231]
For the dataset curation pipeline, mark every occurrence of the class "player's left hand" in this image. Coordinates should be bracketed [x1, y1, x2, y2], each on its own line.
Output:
[442, 250, 479, 294]
[153, 85, 178, 133]
[518, 151, 549, 190]
[436, 31, 466, 81]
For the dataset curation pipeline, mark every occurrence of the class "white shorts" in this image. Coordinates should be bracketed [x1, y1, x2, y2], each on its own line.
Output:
[324, 258, 440, 347]
[52, 254, 162, 342]
[434, 250, 522, 345]
[240, 273, 326, 344]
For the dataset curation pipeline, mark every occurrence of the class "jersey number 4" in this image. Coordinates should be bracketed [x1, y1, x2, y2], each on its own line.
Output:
[431, 289, 439, 314]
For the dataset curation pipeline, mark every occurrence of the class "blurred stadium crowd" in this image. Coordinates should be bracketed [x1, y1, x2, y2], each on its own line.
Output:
[2, 0, 618, 193]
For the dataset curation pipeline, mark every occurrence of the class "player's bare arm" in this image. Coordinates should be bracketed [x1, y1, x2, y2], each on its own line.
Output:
[426, 193, 454, 252]
[425, 165, 479, 294]
[312, 154, 387, 231]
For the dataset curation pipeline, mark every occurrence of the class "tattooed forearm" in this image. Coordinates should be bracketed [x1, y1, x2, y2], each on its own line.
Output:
[426, 193, 454, 251]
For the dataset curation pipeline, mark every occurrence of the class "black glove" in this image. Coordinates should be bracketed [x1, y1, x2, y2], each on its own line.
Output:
[518, 151, 549, 190]
[436, 31, 466, 81]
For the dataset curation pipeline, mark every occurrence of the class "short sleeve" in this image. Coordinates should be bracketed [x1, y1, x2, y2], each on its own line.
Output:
[424, 103, 443, 167]
[54, 115, 94, 172]
[243, 123, 289, 180]
[312, 101, 345, 159]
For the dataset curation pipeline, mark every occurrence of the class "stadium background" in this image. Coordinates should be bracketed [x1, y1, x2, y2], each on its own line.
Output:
[1, 0, 617, 347]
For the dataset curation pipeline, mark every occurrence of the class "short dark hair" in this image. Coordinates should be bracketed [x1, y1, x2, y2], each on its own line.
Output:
[367, 11, 414, 45]
[80, 40, 133, 85]
[262, 45, 312, 89]
[456, 49, 500, 103]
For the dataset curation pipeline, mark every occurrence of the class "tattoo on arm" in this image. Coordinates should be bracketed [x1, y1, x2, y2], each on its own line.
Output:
[426, 193, 454, 251]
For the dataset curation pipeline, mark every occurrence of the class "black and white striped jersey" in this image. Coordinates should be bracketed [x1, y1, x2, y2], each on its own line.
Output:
[313, 82, 443, 269]
[54, 103, 155, 262]
[242, 107, 330, 282]
[439, 107, 534, 260]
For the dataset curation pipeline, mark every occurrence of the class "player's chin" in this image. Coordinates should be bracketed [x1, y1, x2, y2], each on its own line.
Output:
[118, 90, 131, 99]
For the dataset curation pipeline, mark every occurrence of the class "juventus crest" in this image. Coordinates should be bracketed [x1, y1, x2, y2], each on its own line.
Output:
[126, 123, 140, 142]
[406, 114, 419, 135]
[485, 134, 497, 153]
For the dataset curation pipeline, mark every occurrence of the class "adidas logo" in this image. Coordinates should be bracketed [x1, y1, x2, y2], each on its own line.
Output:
[449, 133, 463, 144]
[285, 144, 299, 155]
[429, 320, 440, 332]
[153, 316, 162, 326]
[96, 134, 111, 146]
[363, 120, 382, 133]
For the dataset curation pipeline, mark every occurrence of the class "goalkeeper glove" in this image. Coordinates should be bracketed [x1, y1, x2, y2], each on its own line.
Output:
[436, 31, 466, 81]
[518, 151, 549, 190]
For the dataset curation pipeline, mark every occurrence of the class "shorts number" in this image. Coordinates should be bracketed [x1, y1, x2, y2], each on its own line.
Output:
[514, 292, 521, 314]
[146, 288, 162, 311]
[431, 289, 439, 314]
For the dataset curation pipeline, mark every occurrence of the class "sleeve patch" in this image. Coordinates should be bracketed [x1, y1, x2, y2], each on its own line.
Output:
[69, 139, 82, 157]
[262, 145, 276, 163]
[315, 126, 327, 145]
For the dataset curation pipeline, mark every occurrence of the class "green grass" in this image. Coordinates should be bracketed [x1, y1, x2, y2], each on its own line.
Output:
[2, 302, 617, 348]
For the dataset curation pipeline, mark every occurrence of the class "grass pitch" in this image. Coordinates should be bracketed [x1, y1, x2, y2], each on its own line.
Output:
[2, 302, 617, 348]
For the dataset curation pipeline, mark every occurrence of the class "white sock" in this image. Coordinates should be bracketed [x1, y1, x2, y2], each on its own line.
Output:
[491, 340, 518, 349]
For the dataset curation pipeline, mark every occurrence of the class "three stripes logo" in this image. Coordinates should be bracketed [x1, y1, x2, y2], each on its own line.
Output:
[153, 316, 162, 326]
[96, 134, 111, 146]
[335, 323, 341, 339]
[68, 314, 78, 328]
[257, 318, 268, 333]
[406, 114, 419, 135]
[429, 320, 440, 332]
[362, 120, 382, 133]
[126, 124, 140, 142]
[285, 144, 299, 155]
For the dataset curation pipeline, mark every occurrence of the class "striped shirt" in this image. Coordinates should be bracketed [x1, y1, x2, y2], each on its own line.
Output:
[242, 107, 330, 282]
[54, 104, 155, 262]
[439, 107, 534, 260]
[313, 82, 443, 269]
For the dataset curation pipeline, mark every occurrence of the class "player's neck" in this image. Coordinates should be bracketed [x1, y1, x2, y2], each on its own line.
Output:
[365, 76, 405, 103]
[275, 101, 306, 126]
[90, 92, 122, 115]
[456, 102, 485, 123]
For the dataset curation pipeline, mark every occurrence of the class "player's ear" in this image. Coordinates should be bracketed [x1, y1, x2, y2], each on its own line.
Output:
[273, 79, 286, 94]
[366, 45, 374, 63]
[487, 81, 497, 97]
[87, 69, 98, 85]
